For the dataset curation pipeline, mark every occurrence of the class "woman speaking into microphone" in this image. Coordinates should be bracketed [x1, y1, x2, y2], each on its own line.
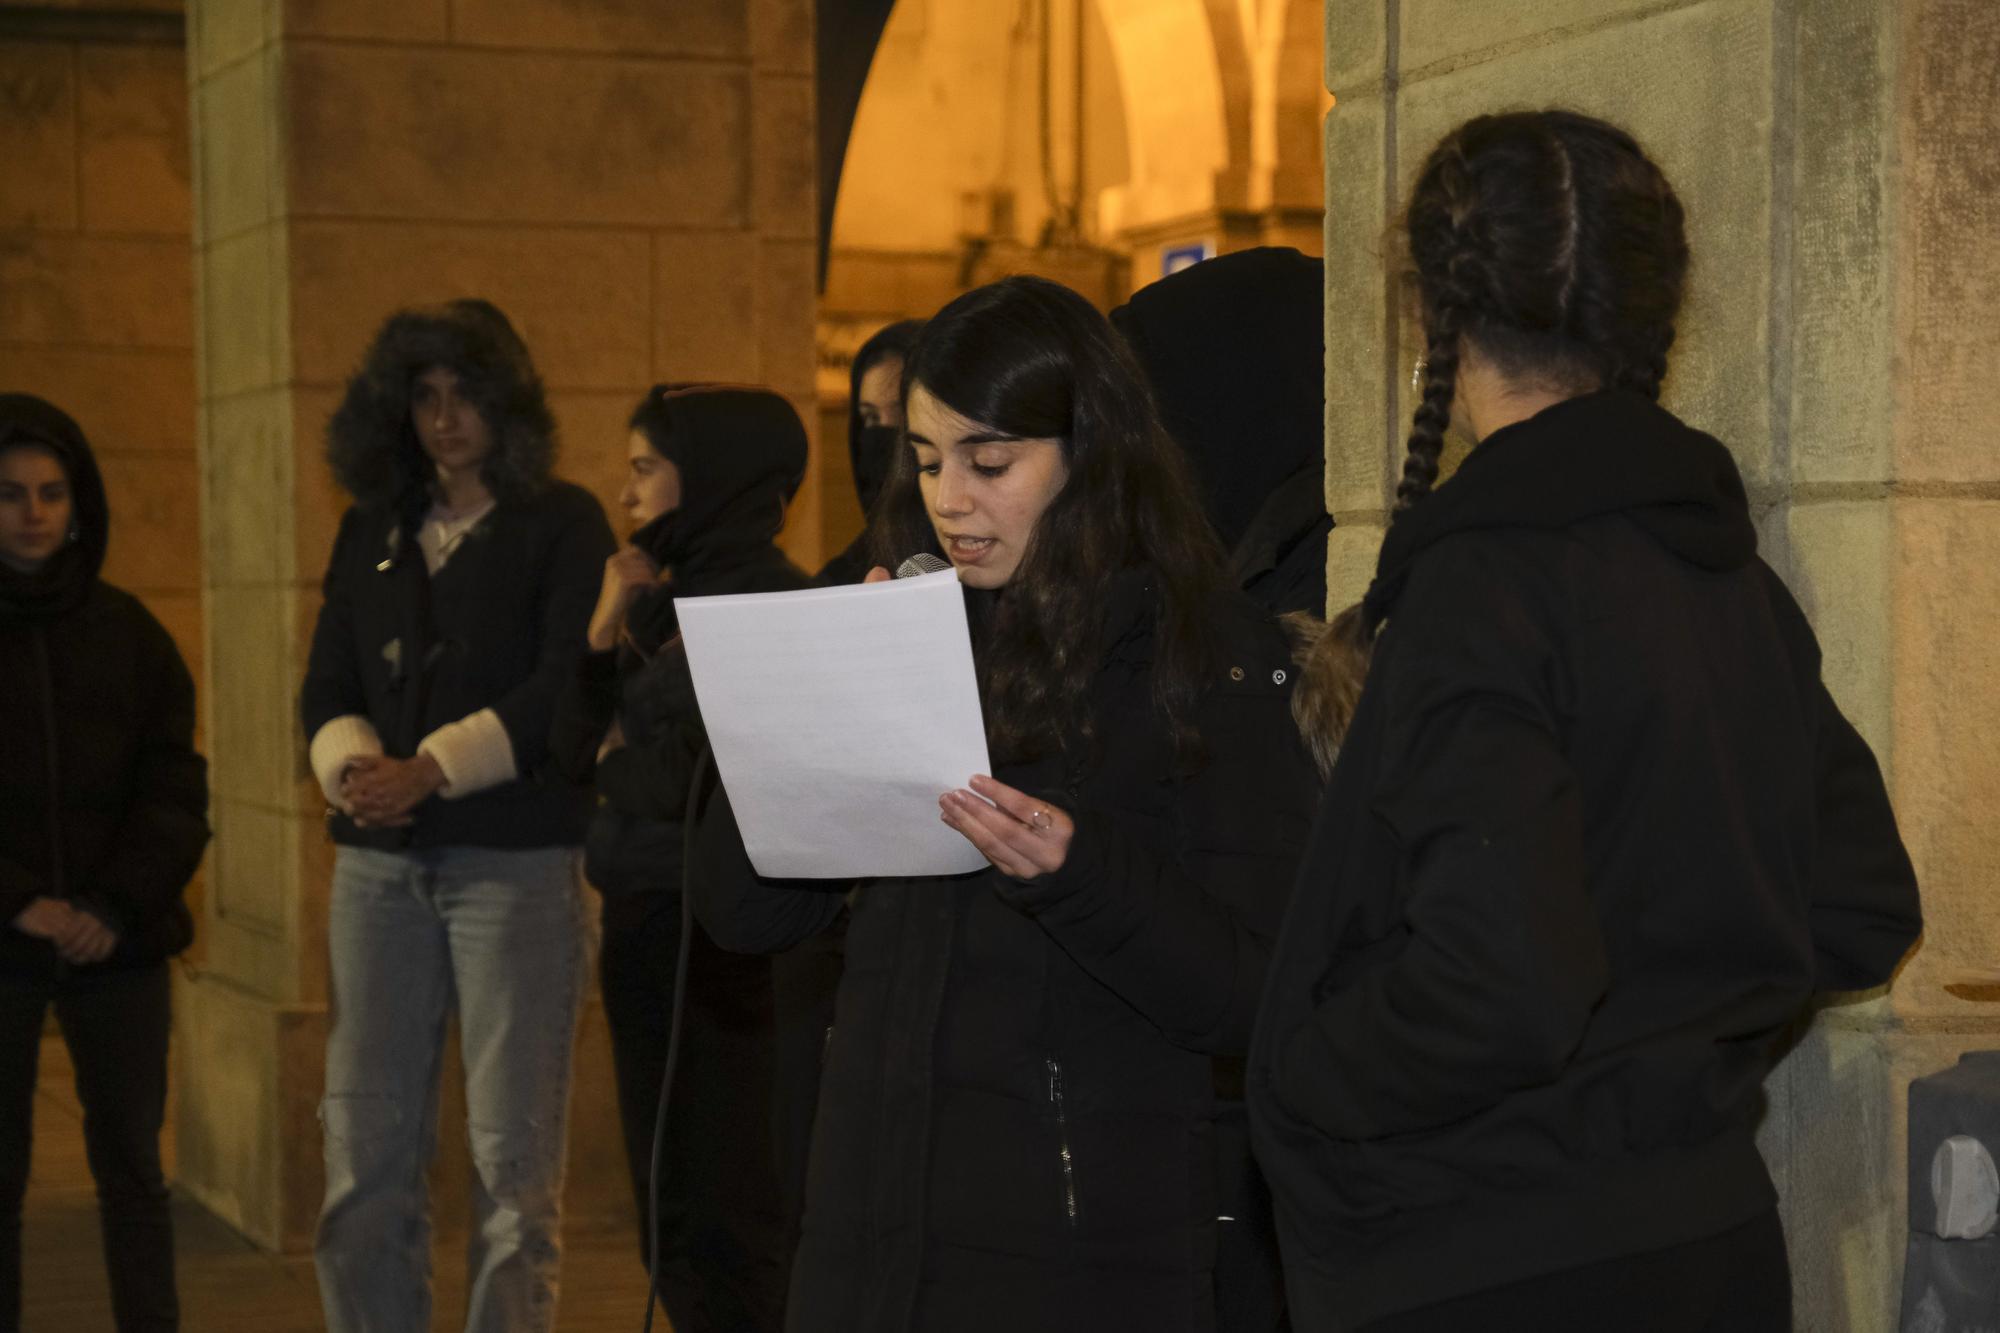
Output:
[691, 274, 1317, 1333]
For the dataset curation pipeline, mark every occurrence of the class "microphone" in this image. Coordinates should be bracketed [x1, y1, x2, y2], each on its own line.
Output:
[895, 553, 950, 578]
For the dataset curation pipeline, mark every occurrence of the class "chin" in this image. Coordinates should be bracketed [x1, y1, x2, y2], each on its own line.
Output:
[951, 563, 1014, 590]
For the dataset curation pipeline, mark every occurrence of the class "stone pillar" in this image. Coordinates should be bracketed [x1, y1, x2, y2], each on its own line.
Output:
[181, 0, 817, 1252]
[1322, 2, 2000, 1327]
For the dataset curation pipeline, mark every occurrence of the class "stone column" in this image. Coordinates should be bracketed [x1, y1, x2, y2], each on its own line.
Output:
[181, 0, 816, 1252]
[1322, 2, 2000, 1327]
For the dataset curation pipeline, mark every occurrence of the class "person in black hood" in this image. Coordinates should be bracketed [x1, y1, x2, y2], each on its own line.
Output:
[0, 393, 209, 1332]
[1111, 245, 1334, 1333]
[1247, 111, 1922, 1332]
[1111, 248, 1332, 618]
[300, 299, 615, 1333]
[549, 384, 810, 1332]
[817, 319, 923, 588]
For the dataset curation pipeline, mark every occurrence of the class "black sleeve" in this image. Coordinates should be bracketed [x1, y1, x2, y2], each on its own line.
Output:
[489, 492, 618, 775]
[1271, 544, 1610, 1143]
[688, 765, 848, 955]
[1805, 681, 1922, 989]
[300, 506, 369, 739]
[548, 649, 620, 786]
[608, 638, 707, 820]
[996, 681, 1318, 1054]
[80, 614, 210, 929]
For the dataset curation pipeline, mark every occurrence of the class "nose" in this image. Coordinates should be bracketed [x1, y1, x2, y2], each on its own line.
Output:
[932, 466, 972, 518]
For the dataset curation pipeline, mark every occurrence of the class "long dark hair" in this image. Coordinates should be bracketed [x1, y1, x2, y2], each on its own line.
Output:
[872, 275, 1226, 763]
[1315, 110, 1689, 742]
[325, 298, 556, 520]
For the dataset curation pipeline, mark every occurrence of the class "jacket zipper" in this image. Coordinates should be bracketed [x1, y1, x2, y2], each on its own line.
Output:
[1046, 1057, 1078, 1228]
[31, 626, 65, 897]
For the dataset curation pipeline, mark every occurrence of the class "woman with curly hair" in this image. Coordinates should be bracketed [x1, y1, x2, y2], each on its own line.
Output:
[691, 275, 1319, 1332]
[1248, 111, 1921, 1331]
[299, 298, 614, 1333]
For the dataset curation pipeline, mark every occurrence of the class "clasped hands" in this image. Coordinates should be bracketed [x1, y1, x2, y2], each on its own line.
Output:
[340, 752, 446, 828]
[12, 897, 118, 965]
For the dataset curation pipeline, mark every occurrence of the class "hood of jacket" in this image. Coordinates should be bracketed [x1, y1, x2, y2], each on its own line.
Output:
[630, 385, 808, 584]
[0, 393, 108, 619]
[325, 298, 556, 523]
[1363, 389, 1758, 631]
[1111, 247, 1328, 552]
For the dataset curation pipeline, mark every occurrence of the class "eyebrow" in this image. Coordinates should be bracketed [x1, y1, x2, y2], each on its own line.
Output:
[905, 431, 1026, 448]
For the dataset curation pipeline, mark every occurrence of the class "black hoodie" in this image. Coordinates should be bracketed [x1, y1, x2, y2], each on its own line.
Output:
[0, 393, 208, 968]
[1111, 248, 1333, 616]
[1247, 390, 1921, 1327]
[549, 385, 812, 896]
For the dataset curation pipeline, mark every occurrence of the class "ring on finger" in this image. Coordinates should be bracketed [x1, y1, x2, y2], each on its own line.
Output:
[1029, 808, 1052, 833]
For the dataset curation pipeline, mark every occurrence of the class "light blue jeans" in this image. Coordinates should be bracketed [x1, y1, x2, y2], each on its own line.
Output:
[315, 844, 586, 1333]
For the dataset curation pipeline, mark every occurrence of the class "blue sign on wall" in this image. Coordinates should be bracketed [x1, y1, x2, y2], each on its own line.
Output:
[1162, 240, 1215, 277]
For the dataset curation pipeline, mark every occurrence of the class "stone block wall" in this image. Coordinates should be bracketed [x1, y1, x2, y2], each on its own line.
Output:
[181, 0, 820, 1252]
[1322, 2, 2000, 1327]
[0, 14, 198, 715]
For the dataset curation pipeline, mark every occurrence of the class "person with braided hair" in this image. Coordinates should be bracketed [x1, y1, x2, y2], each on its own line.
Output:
[1247, 110, 1921, 1330]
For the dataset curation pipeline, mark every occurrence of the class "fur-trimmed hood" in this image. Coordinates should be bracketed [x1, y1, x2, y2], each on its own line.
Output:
[326, 298, 556, 518]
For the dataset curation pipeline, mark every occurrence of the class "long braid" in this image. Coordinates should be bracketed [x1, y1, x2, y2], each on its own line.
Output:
[1395, 304, 1465, 512]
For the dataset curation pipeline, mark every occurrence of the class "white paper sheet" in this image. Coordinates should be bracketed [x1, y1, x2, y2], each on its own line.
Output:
[675, 570, 993, 879]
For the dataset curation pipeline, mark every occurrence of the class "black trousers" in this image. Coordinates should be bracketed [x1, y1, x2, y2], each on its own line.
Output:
[1361, 1208, 1791, 1333]
[599, 890, 787, 1333]
[0, 955, 176, 1333]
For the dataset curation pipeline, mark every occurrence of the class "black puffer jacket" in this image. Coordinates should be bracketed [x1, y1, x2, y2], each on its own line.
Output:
[0, 393, 208, 970]
[691, 576, 1318, 1333]
[549, 386, 812, 895]
[1248, 391, 1922, 1327]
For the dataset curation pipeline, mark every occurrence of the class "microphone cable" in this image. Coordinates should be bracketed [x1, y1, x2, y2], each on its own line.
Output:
[640, 744, 710, 1333]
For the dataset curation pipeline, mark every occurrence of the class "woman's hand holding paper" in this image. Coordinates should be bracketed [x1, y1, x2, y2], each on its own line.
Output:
[940, 774, 1073, 879]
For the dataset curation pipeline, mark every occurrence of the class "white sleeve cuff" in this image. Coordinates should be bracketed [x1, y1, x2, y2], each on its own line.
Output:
[418, 708, 518, 800]
[308, 715, 384, 809]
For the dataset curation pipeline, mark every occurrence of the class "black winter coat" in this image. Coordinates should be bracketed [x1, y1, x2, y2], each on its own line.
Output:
[300, 481, 614, 850]
[548, 386, 813, 896]
[0, 394, 208, 970]
[1248, 391, 1922, 1328]
[691, 577, 1318, 1333]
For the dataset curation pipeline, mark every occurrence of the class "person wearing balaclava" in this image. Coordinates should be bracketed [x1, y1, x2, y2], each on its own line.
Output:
[1111, 247, 1332, 618]
[1109, 249, 1334, 1333]
[549, 384, 812, 1333]
[815, 319, 922, 588]
[0, 394, 209, 1333]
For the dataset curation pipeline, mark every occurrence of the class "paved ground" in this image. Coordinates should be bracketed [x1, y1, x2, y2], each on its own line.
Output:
[20, 1032, 659, 1331]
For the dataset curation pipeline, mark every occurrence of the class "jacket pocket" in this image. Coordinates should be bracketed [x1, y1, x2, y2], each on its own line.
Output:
[1046, 1056, 1080, 1228]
